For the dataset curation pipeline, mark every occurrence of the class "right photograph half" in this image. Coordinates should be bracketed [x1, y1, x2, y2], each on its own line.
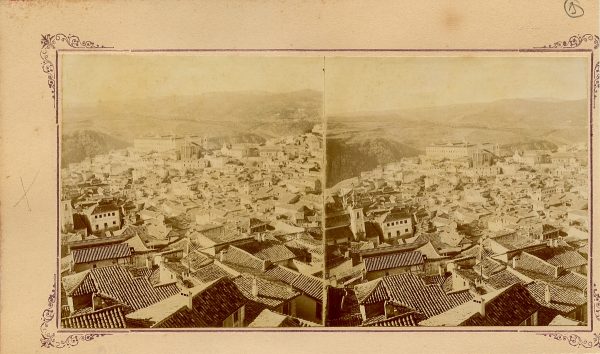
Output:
[323, 55, 591, 327]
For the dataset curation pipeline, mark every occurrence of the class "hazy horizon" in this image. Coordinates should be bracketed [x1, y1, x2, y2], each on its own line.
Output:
[324, 56, 589, 116]
[61, 54, 325, 109]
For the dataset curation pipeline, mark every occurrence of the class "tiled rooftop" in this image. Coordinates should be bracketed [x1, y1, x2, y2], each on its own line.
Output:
[62, 305, 127, 329]
[72, 243, 132, 264]
[65, 265, 180, 311]
[363, 251, 424, 272]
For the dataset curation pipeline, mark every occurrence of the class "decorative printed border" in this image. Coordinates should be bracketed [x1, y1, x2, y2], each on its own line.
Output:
[40, 33, 111, 107]
[594, 61, 599, 109]
[539, 333, 600, 349]
[537, 284, 600, 349]
[40, 275, 108, 348]
[535, 33, 599, 49]
[41, 33, 598, 350]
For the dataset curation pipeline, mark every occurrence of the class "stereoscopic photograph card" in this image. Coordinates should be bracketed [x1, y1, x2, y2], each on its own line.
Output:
[0, 1, 599, 353]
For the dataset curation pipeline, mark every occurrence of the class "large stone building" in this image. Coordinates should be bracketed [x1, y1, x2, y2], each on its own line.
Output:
[425, 141, 498, 161]
[133, 135, 184, 153]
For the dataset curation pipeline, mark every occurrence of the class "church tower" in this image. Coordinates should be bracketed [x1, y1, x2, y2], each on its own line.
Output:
[347, 205, 366, 240]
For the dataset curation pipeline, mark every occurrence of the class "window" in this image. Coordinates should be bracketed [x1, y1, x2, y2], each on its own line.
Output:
[396, 231, 400, 236]
[405, 228, 409, 233]
[282, 302, 291, 315]
[95, 225, 99, 230]
[388, 232, 391, 237]
[316, 302, 322, 321]
[113, 221, 116, 225]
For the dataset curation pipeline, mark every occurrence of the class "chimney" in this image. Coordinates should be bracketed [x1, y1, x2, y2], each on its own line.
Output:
[438, 264, 445, 277]
[145, 257, 153, 269]
[554, 266, 563, 278]
[262, 260, 271, 272]
[252, 277, 259, 297]
[384, 301, 395, 319]
[92, 293, 101, 311]
[512, 256, 519, 269]
[330, 276, 338, 287]
[473, 297, 486, 317]
[159, 260, 172, 284]
[219, 250, 226, 262]
[544, 284, 551, 303]
[181, 290, 193, 310]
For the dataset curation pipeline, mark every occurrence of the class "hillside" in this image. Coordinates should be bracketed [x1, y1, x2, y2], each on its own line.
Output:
[62, 90, 323, 142]
[326, 98, 588, 186]
[61, 130, 130, 166]
[326, 138, 420, 187]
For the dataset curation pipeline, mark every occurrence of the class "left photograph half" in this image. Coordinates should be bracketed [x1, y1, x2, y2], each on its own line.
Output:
[58, 54, 325, 329]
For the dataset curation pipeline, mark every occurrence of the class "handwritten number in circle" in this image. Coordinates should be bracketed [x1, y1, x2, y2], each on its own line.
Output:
[564, 0, 584, 18]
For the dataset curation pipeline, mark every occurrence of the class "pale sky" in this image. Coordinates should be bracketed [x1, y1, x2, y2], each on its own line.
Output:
[62, 54, 589, 113]
[61, 54, 325, 106]
[324, 56, 589, 115]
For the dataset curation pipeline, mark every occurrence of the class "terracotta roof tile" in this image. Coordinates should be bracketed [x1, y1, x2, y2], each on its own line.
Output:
[354, 279, 387, 305]
[527, 281, 586, 314]
[72, 243, 132, 264]
[67, 265, 180, 311]
[263, 265, 300, 284]
[484, 270, 525, 290]
[514, 252, 559, 278]
[128, 278, 247, 328]
[234, 275, 300, 308]
[223, 246, 264, 271]
[465, 284, 540, 326]
[291, 273, 324, 301]
[361, 311, 422, 327]
[236, 240, 296, 263]
[382, 273, 472, 318]
[191, 263, 234, 284]
[363, 251, 424, 272]
[423, 284, 541, 326]
[62, 305, 127, 329]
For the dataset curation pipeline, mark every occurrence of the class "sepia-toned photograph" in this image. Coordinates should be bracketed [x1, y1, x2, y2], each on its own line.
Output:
[59, 54, 326, 328]
[57, 53, 591, 330]
[2, 1, 600, 353]
[324, 56, 591, 327]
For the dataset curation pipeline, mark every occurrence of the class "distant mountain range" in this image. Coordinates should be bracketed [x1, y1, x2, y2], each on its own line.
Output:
[61, 90, 323, 165]
[62, 90, 323, 140]
[326, 98, 588, 187]
[62, 95, 588, 185]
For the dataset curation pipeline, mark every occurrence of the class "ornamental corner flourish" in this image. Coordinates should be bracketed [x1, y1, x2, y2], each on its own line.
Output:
[40, 275, 109, 349]
[40, 33, 112, 107]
